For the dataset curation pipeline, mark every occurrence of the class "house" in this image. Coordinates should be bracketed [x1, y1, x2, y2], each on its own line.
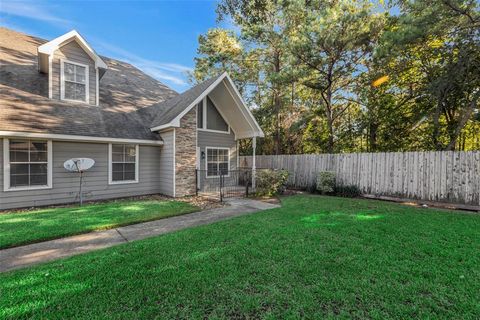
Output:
[0, 28, 263, 210]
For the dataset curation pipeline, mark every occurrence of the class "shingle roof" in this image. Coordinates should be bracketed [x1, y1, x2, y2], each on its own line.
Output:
[0, 27, 187, 141]
[139, 74, 222, 128]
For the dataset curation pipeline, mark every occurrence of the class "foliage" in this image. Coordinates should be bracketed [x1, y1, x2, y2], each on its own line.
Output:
[255, 169, 289, 196]
[284, 0, 386, 153]
[0, 200, 198, 249]
[316, 171, 336, 194]
[191, 0, 480, 153]
[2, 195, 479, 318]
[334, 185, 362, 198]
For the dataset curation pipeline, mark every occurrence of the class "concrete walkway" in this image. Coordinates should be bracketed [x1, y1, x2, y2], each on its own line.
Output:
[0, 199, 279, 273]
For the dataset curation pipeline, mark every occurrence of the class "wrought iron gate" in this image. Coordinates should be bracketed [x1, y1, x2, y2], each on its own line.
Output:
[196, 168, 253, 201]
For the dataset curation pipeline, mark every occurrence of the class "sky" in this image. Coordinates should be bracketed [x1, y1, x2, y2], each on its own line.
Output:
[0, 0, 224, 92]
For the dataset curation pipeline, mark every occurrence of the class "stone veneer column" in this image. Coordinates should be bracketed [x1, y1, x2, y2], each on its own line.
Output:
[175, 107, 197, 197]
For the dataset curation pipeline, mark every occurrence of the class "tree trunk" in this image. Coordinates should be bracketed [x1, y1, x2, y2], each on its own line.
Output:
[369, 121, 378, 152]
[445, 91, 480, 150]
[324, 87, 334, 153]
[273, 51, 282, 155]
[432, 100, 443, 150]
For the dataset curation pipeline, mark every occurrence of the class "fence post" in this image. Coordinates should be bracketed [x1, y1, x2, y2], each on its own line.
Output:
[195, 169, 198, 196]
[245, 170, 249, 197]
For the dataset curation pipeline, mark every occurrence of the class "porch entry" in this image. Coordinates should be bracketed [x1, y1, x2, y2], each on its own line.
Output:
[196, 168, 254, 201]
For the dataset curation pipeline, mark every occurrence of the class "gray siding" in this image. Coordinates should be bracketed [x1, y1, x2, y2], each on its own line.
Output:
[51, 40, 97, 105]
[159, 130, 175, 197]
[197, 130, 237, 172]
[0, 140, 162, 210]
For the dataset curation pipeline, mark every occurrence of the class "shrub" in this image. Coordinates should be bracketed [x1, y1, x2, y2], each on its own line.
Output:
[316, 171, 336, 194]
[334, 185, 361, 198]
[256, 169, 289, 197]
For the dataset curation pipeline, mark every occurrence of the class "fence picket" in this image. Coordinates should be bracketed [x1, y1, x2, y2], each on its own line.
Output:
[241, 151, 479, 206]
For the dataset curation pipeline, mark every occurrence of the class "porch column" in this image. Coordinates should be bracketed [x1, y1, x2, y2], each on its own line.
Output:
[252, 136, 256, 190]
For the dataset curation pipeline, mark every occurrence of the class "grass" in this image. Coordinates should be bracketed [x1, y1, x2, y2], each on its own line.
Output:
[1, 195, 479, 319]
[0, 200, 199, 249]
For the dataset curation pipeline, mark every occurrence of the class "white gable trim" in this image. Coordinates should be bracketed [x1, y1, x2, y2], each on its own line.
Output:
[150, 72, 264, 138]
[224, 73, 264, 137]
[38, 30, 108, 70]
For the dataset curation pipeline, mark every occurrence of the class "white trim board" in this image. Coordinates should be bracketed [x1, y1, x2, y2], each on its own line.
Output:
[205, 146, 230, 179]
[150, 72, 264, 138]
[108, 143, 139, 185]
[60, 59, 90, 104]
[197, 95, 231, 135]
[172, 128, 176, 197]
[38, 30, 108, 70]
[0, 131, 163, 145]
[48, 55, 53, 99]
[3, 138, 53, 192]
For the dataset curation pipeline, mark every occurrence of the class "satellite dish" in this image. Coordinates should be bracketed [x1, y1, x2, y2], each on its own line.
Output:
[63, 158, 95, 206]
[64, 158, 95, 173]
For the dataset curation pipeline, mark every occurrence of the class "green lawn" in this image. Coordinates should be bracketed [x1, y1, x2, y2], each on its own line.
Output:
[0, 200, 198, 249]
[1, 195, 479, 319]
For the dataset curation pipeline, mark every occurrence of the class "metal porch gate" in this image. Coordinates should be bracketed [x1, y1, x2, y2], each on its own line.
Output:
[196, 169, 253, 201]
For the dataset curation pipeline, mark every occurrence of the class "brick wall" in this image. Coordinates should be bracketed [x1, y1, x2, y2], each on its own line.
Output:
[175, 107, 197, 196]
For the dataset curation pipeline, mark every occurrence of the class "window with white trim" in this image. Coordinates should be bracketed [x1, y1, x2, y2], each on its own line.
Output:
[62, 61, 87, 102]
[111, 144, 137, 182]
[206, 148, 229, 177]
[197, 101, 203, 129]
[8, 140, 49, 188]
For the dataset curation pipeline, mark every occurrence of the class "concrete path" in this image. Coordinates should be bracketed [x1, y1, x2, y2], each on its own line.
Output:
[0, 199, 279, 273]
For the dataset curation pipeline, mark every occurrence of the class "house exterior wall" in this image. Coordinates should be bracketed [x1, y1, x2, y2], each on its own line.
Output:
[174, 108, 197, 197]
[158, 130, 175, 197]
[51, 40, 97, 105]
[197, 129, 237, 173]
[0, 139, 162, 210]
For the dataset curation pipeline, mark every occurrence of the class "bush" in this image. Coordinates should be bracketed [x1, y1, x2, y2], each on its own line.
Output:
[316, 171, 336, 194]
[334, 185, 361, 198]
[256, 169, 289, 197]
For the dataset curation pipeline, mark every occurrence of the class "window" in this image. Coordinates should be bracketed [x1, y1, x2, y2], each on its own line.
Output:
[197, 101, 203, 129]
[61, 60, 88, 102]
[109, 144, 138, 183]
[197, 96, 229, 133]
[206, 148, 229, 177]
[4, 139, 52, 190]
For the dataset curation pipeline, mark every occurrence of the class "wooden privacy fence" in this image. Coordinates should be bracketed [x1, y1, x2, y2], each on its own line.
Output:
[240, 151, 480, 206]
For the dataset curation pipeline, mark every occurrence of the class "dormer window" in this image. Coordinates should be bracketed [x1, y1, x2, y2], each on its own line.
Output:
[61, 60, 89, 102]
[38, 30, 106, 105]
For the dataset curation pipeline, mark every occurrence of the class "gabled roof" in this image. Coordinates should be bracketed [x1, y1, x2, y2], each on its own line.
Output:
[139, 74, 222, 129]
[0, 28, 263, 142]
[147, 72, 264, 138]
[38, 30, 108, 72]
[0, 27, 177, 142]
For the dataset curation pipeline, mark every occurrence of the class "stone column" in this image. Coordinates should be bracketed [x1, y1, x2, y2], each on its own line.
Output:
[175, 107, 197, 197]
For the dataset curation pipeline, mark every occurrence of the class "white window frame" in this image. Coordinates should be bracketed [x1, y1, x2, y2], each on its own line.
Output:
[108, 143, 139, 185]
[197, 96, 231, 134]
[60, 59, 89, 103]
[205, 147, 230, 178]
[3, 138, 53, 192]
